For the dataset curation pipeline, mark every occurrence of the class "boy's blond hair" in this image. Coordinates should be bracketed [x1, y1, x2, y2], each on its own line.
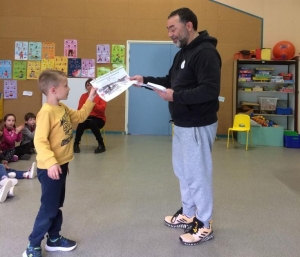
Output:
[38, 70, 67, 95]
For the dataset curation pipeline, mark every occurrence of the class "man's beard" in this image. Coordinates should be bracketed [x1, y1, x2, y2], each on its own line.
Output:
[173, 29, 189, 48]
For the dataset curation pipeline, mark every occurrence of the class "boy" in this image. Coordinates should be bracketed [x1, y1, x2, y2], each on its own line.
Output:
[20, 112, 36, 155]
[23, 70, 96, 257]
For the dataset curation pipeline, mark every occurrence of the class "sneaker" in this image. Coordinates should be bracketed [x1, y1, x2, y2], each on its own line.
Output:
[0, 179, 12, 203]
[0, 177, 18, 186]
[94, 145, 106, 154]
[20, 154, 31, 160]
[179, 217, 214, 246]
[45, 236, 77, 252]
[74, 143, 80, 153]
[23, 246, 42, 257]
[12, 155, 18, 162]
[8, 172, 16, 178]
[7, 186, 15, 197]
[164, 208, 194, 229]
[27, 162, 37, 179]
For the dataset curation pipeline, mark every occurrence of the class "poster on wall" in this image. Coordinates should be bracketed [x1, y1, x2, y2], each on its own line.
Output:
[112, 63, 125, 70]
[68, 58, 82, 77]
[97, 44, 110, 63]
[15, 41, 28, 60]
[54, 56, 68, 73]
[28, 42, 42, 60]
[111, 44, 125, 64]
[41, 59, 55, 72]
[0, 60, 12, 79]
[13, 61, 27, 80]
[64, 39, 77, 58]
[42, 42, 55, 59]
[4, 80, 17, 99]
[97, 67, 111, 77]
[81, 59, 95, 78]
[27, 61, 41, 79]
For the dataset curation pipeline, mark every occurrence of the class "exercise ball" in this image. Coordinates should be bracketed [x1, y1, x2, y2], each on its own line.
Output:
[272, 41, 295, 60]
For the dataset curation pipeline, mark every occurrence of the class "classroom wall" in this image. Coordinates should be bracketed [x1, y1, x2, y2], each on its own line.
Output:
[0, 0, 262, 134]
[213, 0, 300, 54]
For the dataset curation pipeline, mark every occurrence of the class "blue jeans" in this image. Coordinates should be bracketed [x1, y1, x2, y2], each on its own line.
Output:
[28, 163, 68, 247]
[6, 168, 26, 179]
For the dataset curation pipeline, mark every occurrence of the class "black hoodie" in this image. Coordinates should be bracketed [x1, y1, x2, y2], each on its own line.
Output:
[143, 30, 222, 127]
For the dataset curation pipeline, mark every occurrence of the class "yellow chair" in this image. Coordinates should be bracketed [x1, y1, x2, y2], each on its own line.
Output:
[227, 114, 252, 150]
[84, 127, 106, 145]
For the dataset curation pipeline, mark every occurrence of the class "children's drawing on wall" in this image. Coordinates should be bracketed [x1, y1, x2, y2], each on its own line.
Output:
[68, 58, 82, 77]
[42, 42, 55, 59]
[97, 44, 110, 64]
[111, 44, 125, 64]
[4, 80, 17, 99]
[97, 67, 111, 77]
[28, 42, 42, 60]
[54, 56, 68, 73]
[13, 61, 27, 80]
[81, 59, 95, 78]
[64, 39, 78, 58]
[27, 61, 41, 79]
[15, 41, 28, 60]
[0, 60, 12, 79]
[41, 59, 55, 72]
[112, 63, 126, 70]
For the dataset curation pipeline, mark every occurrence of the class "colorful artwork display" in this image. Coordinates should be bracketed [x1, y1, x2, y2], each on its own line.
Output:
[29, 42, 42, 60]
[64, 39, 77, 58]
[81, 59, 95, 78]
[111, 44, 125, 64]
[0, 60, 12, 79]
[54, 56, 68, 73]
[68, 58, 82, 77]
[41, 59, 55, 72]
[27, 61, 41, 79]
[42, 42, 55, 59]
[13, 61, 27, 80]
[3, 80, 17, 99]
[15, 41, 28, 60]
[112, 63, 125, 70]
[97, 67, 111, 77]
[97, 44, 110, 63]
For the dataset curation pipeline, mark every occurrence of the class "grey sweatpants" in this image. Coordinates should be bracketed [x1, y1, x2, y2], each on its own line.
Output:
[172, 122, 218, 228]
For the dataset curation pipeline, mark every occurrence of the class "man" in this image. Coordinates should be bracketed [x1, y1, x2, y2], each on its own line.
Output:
[130, 7, 221, 246]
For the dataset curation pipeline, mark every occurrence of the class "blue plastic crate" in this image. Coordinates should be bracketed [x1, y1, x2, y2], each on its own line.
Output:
[284, 135, 300, 148]
[276, 107, 292, 115]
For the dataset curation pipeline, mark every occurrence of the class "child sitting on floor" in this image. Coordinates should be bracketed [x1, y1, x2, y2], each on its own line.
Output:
[0, 163, 18, 202]
[0, 114, 31, 162]
[20, 112, 36, 155]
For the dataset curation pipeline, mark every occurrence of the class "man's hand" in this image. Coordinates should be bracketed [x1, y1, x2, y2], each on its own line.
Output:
[129, 75, 143, 87]
[47, 164, 62, 180]
[154, 88, 174, 102]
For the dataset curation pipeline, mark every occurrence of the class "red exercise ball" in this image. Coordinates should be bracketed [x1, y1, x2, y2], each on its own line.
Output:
[272, 41, 295, 60]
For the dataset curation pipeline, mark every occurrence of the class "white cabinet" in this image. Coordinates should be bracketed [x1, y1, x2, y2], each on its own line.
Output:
[233, 60, 298, 131]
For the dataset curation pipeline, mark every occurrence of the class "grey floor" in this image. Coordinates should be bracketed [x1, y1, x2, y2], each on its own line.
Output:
[1, 134, 300, 257]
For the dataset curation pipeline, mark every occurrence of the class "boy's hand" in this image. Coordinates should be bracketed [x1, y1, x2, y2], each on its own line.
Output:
[88, 86, 97, 101]
[48, 164, 62, 180]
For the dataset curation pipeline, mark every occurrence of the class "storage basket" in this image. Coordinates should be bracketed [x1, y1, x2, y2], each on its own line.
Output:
[259, 97, 278, 111]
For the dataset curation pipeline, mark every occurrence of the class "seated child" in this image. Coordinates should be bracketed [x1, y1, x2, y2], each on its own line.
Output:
[6, 161, 36, 179]
[0, 114, 31, 162]
[0, 164, 18, 203]
[19, 112, 36, 155]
